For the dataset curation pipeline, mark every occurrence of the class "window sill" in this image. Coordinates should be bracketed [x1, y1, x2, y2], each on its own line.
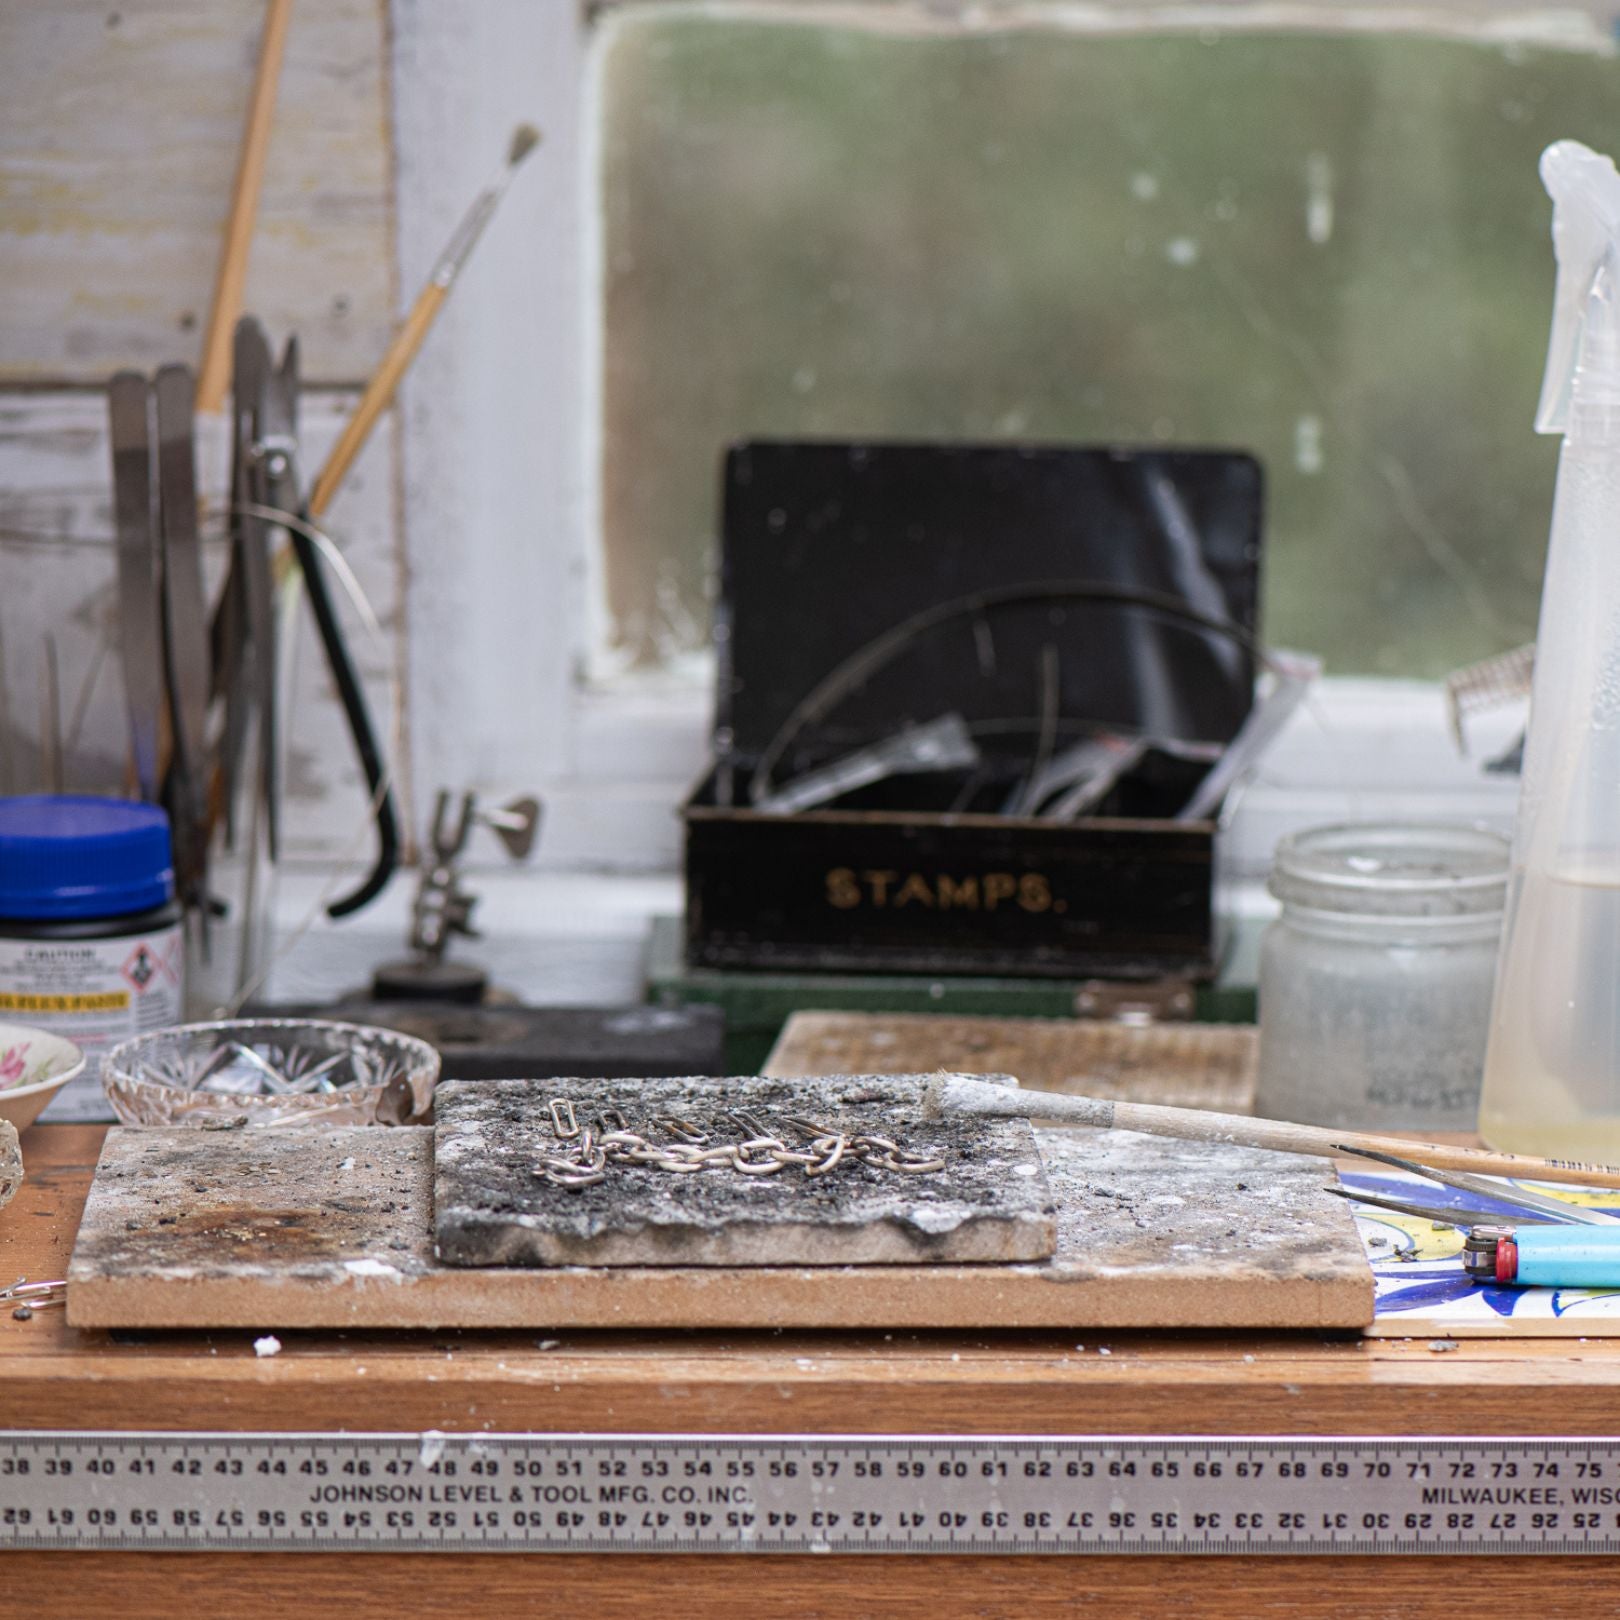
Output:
[256, 675, 1521, 1005]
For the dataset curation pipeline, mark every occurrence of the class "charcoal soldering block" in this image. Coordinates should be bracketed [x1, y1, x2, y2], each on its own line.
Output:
[432, 1074, 1056, 1269]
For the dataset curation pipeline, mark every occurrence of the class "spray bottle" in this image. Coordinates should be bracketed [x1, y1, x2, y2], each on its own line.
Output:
[1478, 141, 1620, 1156]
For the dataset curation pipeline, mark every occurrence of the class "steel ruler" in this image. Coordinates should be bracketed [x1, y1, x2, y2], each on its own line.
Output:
[4, 1431, 1620, 1555]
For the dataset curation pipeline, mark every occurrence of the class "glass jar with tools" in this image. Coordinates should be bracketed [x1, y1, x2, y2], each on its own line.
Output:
[1256, 823, 1509, 1131]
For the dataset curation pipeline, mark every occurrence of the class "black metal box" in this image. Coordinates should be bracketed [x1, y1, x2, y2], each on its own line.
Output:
[683, 441, 1264, 981]
[261, 1001, 727, 1081]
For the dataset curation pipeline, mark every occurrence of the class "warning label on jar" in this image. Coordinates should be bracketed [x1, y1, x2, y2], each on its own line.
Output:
[0, 924, 184, 1121]
[0, 990, 130, 1013]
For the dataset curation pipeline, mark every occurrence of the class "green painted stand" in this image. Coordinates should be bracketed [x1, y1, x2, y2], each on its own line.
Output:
[644, 917, 1256, 1074]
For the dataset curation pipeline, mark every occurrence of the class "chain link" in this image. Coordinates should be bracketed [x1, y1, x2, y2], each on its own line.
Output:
[535, 1101, 947, 1188]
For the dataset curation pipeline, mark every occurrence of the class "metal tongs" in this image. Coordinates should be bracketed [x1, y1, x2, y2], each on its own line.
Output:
[753, 713, 979, 816]
[221, 319, 399, 919]
[109, 365, 212, 924]
[1330, 1146, 1620, 1287]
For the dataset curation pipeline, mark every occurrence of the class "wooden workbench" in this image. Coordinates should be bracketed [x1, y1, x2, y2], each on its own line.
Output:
[7, 1124, 1620, 1616]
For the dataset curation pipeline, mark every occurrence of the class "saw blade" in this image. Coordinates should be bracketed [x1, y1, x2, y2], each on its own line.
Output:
[155, 364, 210, 910]
[108, 372, 164, 802]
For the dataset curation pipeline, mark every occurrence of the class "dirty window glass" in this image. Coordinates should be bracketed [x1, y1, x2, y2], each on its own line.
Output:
[597, 9, 1617, 678]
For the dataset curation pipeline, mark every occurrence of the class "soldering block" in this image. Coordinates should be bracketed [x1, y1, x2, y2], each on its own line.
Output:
[432, 1074, 1057, 1268]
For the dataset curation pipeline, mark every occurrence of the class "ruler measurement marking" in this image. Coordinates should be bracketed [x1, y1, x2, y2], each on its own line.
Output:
[2, 1434, 1617, 1554]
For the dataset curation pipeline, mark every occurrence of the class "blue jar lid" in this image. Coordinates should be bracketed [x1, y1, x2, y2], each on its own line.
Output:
[0, 795, 175, 920]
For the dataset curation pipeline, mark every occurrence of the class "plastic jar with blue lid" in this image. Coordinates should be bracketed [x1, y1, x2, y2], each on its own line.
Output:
[0, 796, 185, 1101]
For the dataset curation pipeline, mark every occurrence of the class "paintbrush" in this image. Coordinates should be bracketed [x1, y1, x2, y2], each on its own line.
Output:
[919, 1072, 1620, 1193]
[196, 0, 294, 415]
[306, 122, 542, 517]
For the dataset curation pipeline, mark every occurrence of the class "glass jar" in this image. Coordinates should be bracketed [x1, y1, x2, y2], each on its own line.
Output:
[1255, 822, 1509, 1131]
[0, 795, 184, 1123]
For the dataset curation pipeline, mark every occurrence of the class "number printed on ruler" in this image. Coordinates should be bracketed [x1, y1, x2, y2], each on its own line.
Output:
[3, 1433, 1620, 1555]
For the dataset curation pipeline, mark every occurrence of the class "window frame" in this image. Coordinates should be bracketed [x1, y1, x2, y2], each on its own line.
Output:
[387, 0, 1559, 879]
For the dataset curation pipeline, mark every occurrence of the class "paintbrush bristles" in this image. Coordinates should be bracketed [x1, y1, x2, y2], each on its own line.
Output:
[921, 1072, 1115, 1128]
[307, 121, 540, 517]
[508, 123, 542, 168]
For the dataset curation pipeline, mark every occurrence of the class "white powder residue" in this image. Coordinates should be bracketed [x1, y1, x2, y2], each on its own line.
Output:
[344, 1258, 403, 1280]
[909, 1204, 969, 1235]
[253, 1335, 281, 1358]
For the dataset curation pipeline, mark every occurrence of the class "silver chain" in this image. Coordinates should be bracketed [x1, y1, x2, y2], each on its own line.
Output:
[2, 1276, 67, 1317]
[536, 1100, 946, 1189]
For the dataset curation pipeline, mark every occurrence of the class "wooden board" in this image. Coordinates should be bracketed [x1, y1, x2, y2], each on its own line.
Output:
[9, 1125, 1620, 1618]
[763, 1011, 1258, 1112]
[64, 1120, 1370, 1331]
[762, 1015, 1620, 1341]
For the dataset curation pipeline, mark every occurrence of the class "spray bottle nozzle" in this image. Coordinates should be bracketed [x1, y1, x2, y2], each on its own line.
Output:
[1537, 141, 1620, 434]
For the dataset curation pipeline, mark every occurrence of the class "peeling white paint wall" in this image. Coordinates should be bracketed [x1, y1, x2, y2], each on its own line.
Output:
[0, 0, 410, 859]
[0, 0, 683, 1003]
[0, 0, 396, 383]
[0, 0, 688, 879]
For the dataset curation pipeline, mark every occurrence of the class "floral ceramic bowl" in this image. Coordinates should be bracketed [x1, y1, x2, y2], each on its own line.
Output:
[0, 1021, 88, 1131]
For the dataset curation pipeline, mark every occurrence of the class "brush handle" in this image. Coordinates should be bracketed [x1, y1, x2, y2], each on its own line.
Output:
[925, 1074, 1620, 1192]
[1110, 1099, 1620, 1192]
[196, 0, 294, 415]
[308, 284, 446, 517]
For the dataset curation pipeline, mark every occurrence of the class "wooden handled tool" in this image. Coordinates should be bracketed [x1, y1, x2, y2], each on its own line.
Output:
[196, 0, 294, 415]
[307, 122, 540, 517]
[921, 1072, 1620, 1193]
